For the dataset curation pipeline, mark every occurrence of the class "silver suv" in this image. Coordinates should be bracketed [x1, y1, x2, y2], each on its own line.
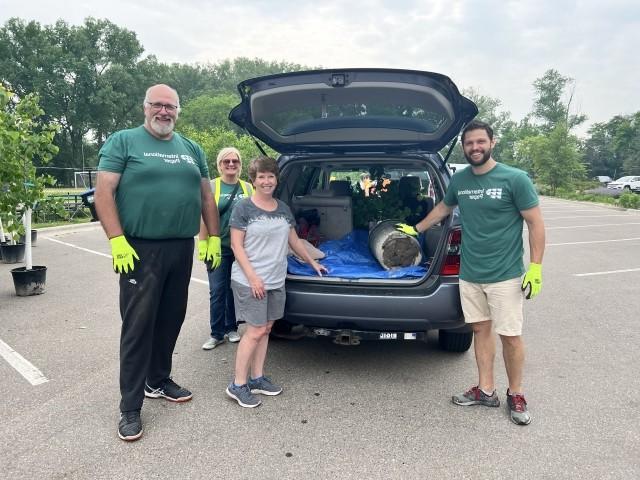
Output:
[230, 69, 477, 352]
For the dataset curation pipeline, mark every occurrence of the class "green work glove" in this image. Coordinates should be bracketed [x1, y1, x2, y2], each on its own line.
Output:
[206, 235, 221, 270]
[198, 239, 208, 262]
[522, 263, 542, 299]
[395, 223, 418, 237]
[109, 235, 139, 274]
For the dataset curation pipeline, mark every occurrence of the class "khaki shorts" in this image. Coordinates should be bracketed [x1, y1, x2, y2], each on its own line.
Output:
[459, 277, 524, 336]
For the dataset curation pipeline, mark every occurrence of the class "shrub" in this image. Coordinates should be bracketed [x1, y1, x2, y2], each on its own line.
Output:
[618, 192, 640, 209]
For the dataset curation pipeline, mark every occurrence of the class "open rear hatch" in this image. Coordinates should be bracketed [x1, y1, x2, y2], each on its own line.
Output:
[229, 69, 477, 156]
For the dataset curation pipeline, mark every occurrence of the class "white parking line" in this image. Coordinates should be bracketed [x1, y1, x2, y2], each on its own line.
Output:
[43, 236, 208, 286]
[0, 338, 49, 386]
[44, 236, 112, 258]
[574, 268, 640, 277]
[542, 209, 618, 213]
[547, 237, 640, 246]
[545, 222, 640, 230]
[545, 214, 634, 220]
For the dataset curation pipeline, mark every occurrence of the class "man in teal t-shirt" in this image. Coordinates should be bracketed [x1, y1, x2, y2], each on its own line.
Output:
[396, 120, 546, 426]
[95, 84, 221, 442]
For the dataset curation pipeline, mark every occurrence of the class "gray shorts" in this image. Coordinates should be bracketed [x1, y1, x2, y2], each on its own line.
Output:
[231, 280, 286, 326]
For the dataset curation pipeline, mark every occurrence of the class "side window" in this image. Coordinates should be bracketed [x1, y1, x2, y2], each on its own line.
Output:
[292, 166, 320, 196]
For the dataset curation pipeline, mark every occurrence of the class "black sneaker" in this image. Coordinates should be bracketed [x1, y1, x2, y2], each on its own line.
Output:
[144, 378, 193, 402]
[118, 410, 142, 441]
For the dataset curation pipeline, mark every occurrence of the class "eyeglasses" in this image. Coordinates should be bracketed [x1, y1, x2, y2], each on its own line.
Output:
[222, 159, 241, 165]
[146, 102, 179, 113]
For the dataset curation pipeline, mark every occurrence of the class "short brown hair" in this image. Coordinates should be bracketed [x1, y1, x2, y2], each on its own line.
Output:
[461, 120, 494, 143]
[248, 155, 279, 182]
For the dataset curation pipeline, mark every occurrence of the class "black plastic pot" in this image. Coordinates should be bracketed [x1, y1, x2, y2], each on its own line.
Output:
[0, 241, 7, 261]
[19, 229, 38, 246]
[1, 243, 25, 264]
[10, 266, 47, 296]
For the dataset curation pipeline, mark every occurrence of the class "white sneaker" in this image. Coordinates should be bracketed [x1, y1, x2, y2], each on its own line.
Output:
[202, 337, 225, 350]
[225, 331, 241, 343]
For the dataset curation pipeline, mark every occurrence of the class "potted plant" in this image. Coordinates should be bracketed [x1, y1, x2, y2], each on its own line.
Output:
[351, 167, 411, 230]
[0, 86, 59, 295]
[0, 214, 26, 264]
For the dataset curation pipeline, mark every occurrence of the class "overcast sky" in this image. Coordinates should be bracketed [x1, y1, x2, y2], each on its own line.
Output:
[2, 0, 638, 135]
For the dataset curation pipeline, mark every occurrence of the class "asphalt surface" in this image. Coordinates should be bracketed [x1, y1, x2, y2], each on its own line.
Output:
[1, 198, 639, 479]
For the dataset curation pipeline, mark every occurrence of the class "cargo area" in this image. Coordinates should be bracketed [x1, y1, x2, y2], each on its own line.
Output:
[278, 157, 449, 283]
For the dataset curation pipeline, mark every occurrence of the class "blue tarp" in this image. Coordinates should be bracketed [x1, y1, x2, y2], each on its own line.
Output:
[287, 229, 429, 279]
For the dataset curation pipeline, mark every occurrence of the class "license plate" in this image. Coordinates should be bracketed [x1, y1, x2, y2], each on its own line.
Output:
[379, 332, 397, 340]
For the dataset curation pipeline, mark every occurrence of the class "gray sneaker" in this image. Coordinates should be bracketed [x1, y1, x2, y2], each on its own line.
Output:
[225, 331, 241, 343]
[452, 386, 500, 407]
[226, 382, 261, 408]
[202, 337, 225, 350]
[248, 376, 283, 396]
[507, 390, 532, 425]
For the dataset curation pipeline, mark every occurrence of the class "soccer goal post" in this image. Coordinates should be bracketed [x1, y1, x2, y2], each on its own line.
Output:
[74, 171, 97, 189]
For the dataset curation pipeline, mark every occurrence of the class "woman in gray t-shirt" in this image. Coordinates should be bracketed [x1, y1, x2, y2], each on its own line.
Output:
[225, 156, 327, 408]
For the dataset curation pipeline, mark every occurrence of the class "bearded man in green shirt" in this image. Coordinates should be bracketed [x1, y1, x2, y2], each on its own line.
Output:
[397, 120, 546, 425]
[95, 84, 221, 441]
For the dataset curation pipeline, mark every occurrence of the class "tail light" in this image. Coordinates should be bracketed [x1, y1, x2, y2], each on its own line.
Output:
[440, 228, 461, 275]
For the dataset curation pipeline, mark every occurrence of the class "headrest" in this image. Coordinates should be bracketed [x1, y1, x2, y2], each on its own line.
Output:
[329, 180, 352, 196]
[398, 176, 422, 198]
[310, 189, 335, 197]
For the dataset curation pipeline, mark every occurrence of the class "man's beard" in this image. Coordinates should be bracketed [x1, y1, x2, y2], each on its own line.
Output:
[150, 117, 175, 136]
[464, 148, 492, 166]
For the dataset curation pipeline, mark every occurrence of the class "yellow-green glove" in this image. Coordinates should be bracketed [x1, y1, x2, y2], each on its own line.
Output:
[395, 223, 418, 237]
[522, 263, 542, 299]
[198, 239, 208, 262]
[206, 235, 221, 270]
[109, 235, 139, 274]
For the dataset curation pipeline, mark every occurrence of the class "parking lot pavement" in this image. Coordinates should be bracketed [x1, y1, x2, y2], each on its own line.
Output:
[1, 199, 639, 479]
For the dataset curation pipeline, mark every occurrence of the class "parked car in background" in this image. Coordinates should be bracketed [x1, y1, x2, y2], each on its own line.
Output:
[607, 176, 640, 190]
[229, 68, 478, 352]
[594, 175, 612, 186]
[448, 163, 470, 174]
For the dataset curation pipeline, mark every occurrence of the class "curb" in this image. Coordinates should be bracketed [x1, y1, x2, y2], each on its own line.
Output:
[38, 221, 102, 234]
[541, 196, 638, 213]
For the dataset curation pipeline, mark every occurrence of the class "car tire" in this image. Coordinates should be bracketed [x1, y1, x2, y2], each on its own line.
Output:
[438, 329, 473, 352]
[624, 185, 631, 191]
[272, 319, 294, 334]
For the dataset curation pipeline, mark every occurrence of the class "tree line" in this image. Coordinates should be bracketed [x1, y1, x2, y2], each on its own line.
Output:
[1, 17, 639, 191]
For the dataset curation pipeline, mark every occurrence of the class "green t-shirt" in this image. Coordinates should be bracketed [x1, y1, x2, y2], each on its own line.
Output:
[212, 178, 253, 248]
[98, 125, 209, 239]
[443, 163, 539, 283]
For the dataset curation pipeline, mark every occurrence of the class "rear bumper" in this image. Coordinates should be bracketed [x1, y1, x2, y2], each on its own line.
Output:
[283, 277, 466, 332]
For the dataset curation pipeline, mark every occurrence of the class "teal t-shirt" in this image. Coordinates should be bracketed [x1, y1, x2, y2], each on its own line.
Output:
[443, 163, 539, 283]
[98, 125, 209, 239]
[212, 178, 253, 249]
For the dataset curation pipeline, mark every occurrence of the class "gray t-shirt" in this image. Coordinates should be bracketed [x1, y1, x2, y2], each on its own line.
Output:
[229, 198, 296, 289]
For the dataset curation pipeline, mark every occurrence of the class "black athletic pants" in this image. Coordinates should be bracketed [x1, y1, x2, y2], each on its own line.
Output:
[118, 237, 194, 413]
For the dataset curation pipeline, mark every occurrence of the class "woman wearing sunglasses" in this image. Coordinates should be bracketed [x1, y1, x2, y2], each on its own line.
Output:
[199, 148, 254, 350]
